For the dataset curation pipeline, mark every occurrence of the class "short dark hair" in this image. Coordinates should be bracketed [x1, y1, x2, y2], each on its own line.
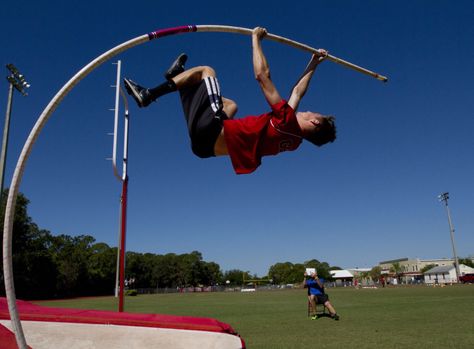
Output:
[304, 116, 336, 147]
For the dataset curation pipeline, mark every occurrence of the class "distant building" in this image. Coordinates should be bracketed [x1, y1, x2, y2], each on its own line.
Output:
[378, 257, 457, 284]
[330, 268, 374, 286]
[329, 269, 354, 287]
[424, 264, 474, 285]
[347, 268, 371, 277]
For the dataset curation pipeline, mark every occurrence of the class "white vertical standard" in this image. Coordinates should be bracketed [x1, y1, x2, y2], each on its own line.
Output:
[112, 60, 122, 298]
[111, 60, 122, 181]
[110, 60, 130, 184]
[110, 60, 131, 300]
[120, 85, 130, 182]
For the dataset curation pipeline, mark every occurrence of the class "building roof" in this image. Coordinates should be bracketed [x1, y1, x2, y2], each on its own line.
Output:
[330, 270, 354, 278]
[347, 268, 371, 273]
[424, 265, 454, 274]
[424, 264, 474, 275]
[379, 258, 409, 264]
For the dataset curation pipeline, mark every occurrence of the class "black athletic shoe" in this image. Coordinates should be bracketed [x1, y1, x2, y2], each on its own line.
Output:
[123, 78, 153, 108]
[332, 314, 340, 321]
[164, 53, 188, 80]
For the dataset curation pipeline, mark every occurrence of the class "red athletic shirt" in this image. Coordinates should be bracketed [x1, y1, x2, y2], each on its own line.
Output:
[223, 100, 303, 174]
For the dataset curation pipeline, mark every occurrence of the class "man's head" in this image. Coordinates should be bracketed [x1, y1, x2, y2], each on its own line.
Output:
[296, 111, 336, 147]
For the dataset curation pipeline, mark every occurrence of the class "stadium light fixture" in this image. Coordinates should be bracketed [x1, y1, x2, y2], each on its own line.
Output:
[437, 192, 461, 282]
[1, 64, 30, 201]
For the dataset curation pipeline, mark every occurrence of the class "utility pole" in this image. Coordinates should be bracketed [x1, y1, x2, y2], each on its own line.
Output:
[1, 64, 30, 202]
[438, 192, 461, 282]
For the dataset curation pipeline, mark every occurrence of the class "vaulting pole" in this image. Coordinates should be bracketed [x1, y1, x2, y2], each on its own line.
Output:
[3, 24, 387, 348]
[194, 25, 388, 82]
[148, 25, 388, 82]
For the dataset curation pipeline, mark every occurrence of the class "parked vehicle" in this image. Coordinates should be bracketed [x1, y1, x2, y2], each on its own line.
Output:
[459, 274, 474, 283]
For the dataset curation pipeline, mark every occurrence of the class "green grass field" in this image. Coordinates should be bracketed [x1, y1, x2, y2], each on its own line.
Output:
[37, 285, 474, 349]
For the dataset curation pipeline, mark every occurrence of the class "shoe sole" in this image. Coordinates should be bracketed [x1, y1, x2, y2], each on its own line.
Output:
[165, 53, 188, 80]
[123, 79, 144, 107]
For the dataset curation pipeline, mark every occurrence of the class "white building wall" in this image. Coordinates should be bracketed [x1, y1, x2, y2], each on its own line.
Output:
[424, 264, 474, 284]
[424, 269, 457, 284]
[459, 265, 474, 275]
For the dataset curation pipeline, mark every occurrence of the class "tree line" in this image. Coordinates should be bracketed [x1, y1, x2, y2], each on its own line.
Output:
[268, 260, 341, 284]
[0, 191, 342, 299]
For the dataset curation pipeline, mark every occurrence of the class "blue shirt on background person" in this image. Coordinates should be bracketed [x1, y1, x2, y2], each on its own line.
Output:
[306, 277, 325, 295]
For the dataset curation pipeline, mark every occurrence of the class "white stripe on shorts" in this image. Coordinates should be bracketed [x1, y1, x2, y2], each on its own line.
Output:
[204, 77, 222, 113]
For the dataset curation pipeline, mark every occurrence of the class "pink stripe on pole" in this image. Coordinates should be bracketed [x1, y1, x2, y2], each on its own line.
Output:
[148, 25, 197, 40]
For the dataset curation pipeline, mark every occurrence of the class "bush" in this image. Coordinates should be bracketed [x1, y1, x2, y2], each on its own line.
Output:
[125, 289, 138, 296]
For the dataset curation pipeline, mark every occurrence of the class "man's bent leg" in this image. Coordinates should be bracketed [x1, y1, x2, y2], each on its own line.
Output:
[123, 55, 192, 108]
[309, 295, 317, 319]
[171, 66, 216, 90]
[222, 97, 238, 119]
[123, 78, 178, 108]
[324, 301, 340, 320]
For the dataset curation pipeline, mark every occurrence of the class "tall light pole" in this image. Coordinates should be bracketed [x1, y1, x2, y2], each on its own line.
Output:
[438, 192, 461, 282]
[1, 64, 30, 201]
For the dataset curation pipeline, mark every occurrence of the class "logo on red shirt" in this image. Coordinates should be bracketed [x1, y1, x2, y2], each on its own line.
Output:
[279, 139, 294, 152]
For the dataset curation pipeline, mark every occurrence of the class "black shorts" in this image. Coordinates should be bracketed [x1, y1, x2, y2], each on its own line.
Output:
[179, 77, 228, 158]
[312, 294, 329, 304]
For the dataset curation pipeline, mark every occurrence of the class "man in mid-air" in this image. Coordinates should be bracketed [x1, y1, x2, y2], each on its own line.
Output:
[124, 27, 336, 174]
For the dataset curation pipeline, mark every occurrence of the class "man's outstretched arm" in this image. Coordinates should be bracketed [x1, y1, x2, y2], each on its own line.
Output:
[252, 27, 282, 106]
[288, 50, 327, 111]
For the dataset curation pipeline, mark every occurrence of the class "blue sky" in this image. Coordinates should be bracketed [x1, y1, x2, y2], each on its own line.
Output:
[1, 1, 473, 276]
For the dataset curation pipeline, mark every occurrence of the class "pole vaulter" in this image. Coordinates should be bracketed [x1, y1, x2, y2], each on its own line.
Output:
[2, 24, 388, 349]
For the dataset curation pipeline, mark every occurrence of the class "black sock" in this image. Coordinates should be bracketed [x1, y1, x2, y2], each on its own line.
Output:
[149, 80, 177, 99]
